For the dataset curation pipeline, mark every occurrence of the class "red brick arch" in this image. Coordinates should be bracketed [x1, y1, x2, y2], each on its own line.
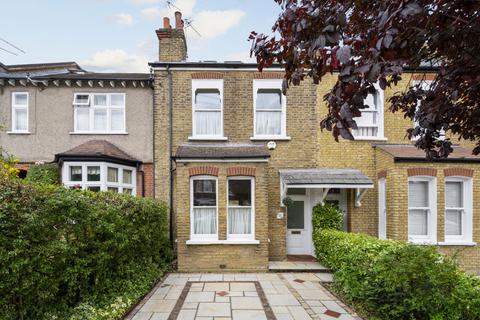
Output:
[188, 166, 219, 177]
[407, 167, 437, 177]
[444, 168, 474, 177]
[254, 72, 284, 79]
[226, 167, 256, 177]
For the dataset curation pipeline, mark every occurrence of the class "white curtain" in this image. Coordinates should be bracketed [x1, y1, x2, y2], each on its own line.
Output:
[408, 181, 429, 207]
[14, 108, 27, 131]
[76, 107, 89, 131]
[408, 209, 428, 235]
[228, 207, 251, 234]
[446, 209, 462, 235]
[110, 109, 125, 131]
[195, 111, 221, 135]
[193, 208, 216, 234]
[256, 111, 281, 135]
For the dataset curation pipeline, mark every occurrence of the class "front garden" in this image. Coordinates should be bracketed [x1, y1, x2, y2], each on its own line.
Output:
[312, 204, 480, 320]
[0, 160, 171, 320]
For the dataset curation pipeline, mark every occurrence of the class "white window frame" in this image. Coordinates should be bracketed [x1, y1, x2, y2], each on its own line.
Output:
[11, 92, 29, 133]
[252, 79, 288, 140]
[62, 162, 136, 195]
[378, 177, 387, 240]
[352, 83, 384, 140]
[444, 177, 473, 244]
[190, 79, 225, 140]
[190, 175, 219, 241]
[227, 177, 255, 241]
[408, 176, 437, 244]
[73, 93, 127, 134]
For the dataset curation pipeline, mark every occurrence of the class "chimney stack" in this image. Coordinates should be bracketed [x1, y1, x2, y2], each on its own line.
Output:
[155, 12, 187, 62]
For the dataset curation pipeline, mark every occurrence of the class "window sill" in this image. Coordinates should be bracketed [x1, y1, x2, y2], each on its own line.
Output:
[408, 240, 437, 245]
[186, 239, 260, 245]
[438, 241, 476, 246]
[6, 131, 31, 135]
[69, 132, 128, 135]
[188, 136, 228, 141]
[250, 136, 291, 141]
[353, 137, 388, 141]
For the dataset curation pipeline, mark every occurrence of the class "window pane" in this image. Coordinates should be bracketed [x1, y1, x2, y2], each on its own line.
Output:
[256, 111, 281, 135]
[74, 94, 90, 105]
[256, 89, 281, 110]
[110, 109, 125, 131]
[408, 181, 429, 207]
[287, 201, 304, 229]
[364, 92, 379, 110]
[193, 179, 216, 206]
[228, 180, 251, 206]
[14, 108, 27, 131]
[123, 169, 132, 184]
[193, 208, 217, 234]
[107, 187, 118, 193]
[70, 166, 82, 181]
[194, 111, 221, 135]
[93, 109, 107, 131]
[123, 188, 133, 195]
[107, 167, 118, 183]
[408, 209, 428, 235]
[195, 89, 221, 110]
[228, 207, 251, 234]
[76, 107, 90, 131]
[446, 181, 463, 208]
[287, 188, 306, 195]
[87, 186, 101, 192]
[446, 209, 462, 235]
[14, 93, 28, 105]
[87, 166, 100, 181]
[110, 94, 125, 106]
[93, 94, 107, 106]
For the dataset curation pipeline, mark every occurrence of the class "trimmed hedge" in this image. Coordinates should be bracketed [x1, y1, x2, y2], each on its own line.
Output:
[314, 229, 480, 320]
[25, 163, 60, 184]
[0, 177, 171, 320]
[312, 203, 343, 231]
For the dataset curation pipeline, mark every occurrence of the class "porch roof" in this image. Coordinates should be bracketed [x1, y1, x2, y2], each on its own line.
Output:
[279, 168, 374, 188]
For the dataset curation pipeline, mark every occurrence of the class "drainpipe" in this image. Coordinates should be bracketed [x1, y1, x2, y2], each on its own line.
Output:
[150, 67, 156, 199]
[167, 65, 174, 246]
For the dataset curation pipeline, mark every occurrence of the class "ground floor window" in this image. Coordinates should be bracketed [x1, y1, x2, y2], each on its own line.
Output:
[228, 177, 255, 240]
[408, 177, 436, 243]
[190, 176, 218, 240]
[445, 177, 472, 243]
[62, 162, 136, 194]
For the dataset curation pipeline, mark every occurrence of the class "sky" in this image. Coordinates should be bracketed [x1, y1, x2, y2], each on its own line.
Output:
[0, 0, 281, 72]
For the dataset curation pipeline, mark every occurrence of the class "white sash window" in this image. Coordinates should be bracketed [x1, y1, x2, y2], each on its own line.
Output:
[191, 80, 224, 140]
[408, 177, 436, 243]
[352, 84, 384, 139]
[190, 177, 218, 240]
[445, 178, 472, 244]
[253, 79, 287, 139]
[228, 178, 255, 240]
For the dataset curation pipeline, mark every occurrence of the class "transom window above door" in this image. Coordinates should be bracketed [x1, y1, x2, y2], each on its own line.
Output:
[190, 80, 225, 140]
[73, 93, 126, 134]
[252, 79, 288, 140]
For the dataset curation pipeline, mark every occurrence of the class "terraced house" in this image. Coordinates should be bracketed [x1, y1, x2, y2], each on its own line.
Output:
[151, 13, 479, 274]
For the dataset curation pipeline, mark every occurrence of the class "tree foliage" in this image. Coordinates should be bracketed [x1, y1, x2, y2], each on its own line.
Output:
[250, 0, 480, 158]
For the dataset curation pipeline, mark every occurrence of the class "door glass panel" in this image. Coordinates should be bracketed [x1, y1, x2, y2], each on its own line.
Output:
[287, 201, 304, 229]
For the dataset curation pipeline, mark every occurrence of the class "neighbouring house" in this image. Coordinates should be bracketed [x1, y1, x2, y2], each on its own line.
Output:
[0, 62, 154, 197]
[151, 12, 480, 274]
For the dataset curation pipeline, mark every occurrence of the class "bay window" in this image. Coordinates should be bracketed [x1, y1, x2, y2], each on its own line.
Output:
[408, 177, 436, 243]
[253, 79, 287, 139]
[191, 80, 224, 139]
[62, 162, 136, 194]
[445, 178, 472, 243]
[190, 177, 218, 240]
[73, 93, 126, 133]
[228, 178, 255, 240]
[352, 84, 384, 139]
[11, 92, 29, 133]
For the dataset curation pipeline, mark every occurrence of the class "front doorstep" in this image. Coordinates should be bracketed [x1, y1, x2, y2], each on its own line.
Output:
[268, 260, 331, 273]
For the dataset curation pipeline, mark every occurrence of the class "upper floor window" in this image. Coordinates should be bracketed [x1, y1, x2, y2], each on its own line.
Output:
[191, 80, 224, 139]
[253, 79, 287, 139]
[62, 162, 136, 195]
[73, 93, 126, 133]
[228, 177, 255, 240]
[190, 176, 218, 240]
[11, 92, 29, 133]
[352, 84, 384, 140]
[408, 176, 436, 243]
[445, 178, 472, 243]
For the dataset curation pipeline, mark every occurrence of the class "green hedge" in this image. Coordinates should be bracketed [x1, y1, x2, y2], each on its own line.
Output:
[0, 177, 171, 320]
[312, 203, 343, 231]
[314, 229, 480, 320]
[25, 163, 60, 184]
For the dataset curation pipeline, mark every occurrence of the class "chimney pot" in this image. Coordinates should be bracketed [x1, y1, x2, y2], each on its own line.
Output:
[163, 17, 171, 28]
[175, 11, 184, 29]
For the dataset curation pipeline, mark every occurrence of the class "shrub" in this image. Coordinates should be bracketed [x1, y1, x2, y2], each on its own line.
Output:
[0, 177, 171, 320]
[314, 229, 480, 320]
[25, 163, 60, 184]
[312, 203, 342, 231]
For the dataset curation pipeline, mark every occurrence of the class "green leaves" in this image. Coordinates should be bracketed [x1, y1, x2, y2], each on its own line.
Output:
[312, 203, 343, 231]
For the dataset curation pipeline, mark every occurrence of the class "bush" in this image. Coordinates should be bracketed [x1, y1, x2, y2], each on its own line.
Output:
[314, 229, 480, 320]
[0, 177, 171, 320]
[25, 163, 60, 184]
[312, 203, 343, 231]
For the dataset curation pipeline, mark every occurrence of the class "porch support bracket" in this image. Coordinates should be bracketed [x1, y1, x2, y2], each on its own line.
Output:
[319, 188, 330, 205]
[355, 188, 368, 207]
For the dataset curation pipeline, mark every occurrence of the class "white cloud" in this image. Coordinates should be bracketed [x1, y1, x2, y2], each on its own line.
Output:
[225, 50, 255, 63]
[81, 49, 149, 73]
[187, 10, 245, 40]
[128, 0, 161, 4]
[107, 13, 134, 26]
[141, 0, 196, 20]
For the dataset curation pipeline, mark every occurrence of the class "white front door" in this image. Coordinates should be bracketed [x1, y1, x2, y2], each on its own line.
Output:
[286, 195, 311, 255]
[378, 178, 387, 239]
[325, 189, 348, 231]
